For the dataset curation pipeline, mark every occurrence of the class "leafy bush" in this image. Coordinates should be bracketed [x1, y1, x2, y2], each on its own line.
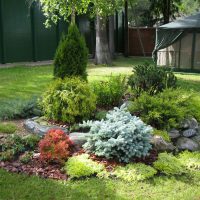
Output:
[153, 129, 171, 142]
[40, 77, 96, 123]
[54, 24, 88, 79]
[19, 151, 33, 164]
[0, 134, 39, 161]
[81, 105, 152, 163]
[177, 151, 200, 171]
[128, 63, 177, 96]
[113, 163, 157, 182]
[0, 97, 42, 120]
[39, 129, 73, 163]
[65, 154, 104, 178]
[153, 152, 186, 175]
[128, 89, 200, 130]
[92, 75, 126, 109]
[0, 122, 17, 134]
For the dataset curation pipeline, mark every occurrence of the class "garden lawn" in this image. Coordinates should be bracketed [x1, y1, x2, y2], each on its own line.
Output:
[1, 168, 200, 200]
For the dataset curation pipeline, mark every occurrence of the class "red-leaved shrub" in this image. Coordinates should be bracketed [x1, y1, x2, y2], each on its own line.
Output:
[39, 129, 73, 163]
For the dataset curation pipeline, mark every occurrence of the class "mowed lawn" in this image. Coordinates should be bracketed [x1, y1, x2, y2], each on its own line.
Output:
[1, 57, 200, 200]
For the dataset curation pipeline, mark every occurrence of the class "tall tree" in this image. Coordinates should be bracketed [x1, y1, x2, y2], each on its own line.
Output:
[38, 0, 124, 64]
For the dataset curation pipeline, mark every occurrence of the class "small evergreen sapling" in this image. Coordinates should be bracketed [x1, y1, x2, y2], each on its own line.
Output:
[81, 105, 153, 163]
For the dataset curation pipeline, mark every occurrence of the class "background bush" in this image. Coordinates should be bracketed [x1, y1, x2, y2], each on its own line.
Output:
[65, 154, 104, 178]
[128, 89, 200, 130]
[40, 77, 96, 123]
[92, 75, 126, 109]
[81, 105, 152, 163]
[128, 63, 177, 96]
[54, 24, 88, 79]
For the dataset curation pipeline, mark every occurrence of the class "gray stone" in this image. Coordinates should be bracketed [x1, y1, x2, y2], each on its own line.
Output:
[176, 137, 199, 151]
[182, 129, 197, 138]
[181, 118, 199, 130]
[69, 132, 90, 148]
[151, 135, 176, 152]
[168, 129, 180, 139]
[24, 118, 68, 137]
[191, 135, 200, 145]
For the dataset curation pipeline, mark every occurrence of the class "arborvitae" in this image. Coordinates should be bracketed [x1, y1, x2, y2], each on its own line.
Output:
[54, 24, 88, 79]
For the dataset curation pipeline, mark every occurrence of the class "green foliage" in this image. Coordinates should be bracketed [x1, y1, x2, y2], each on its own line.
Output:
[65, 154, 105, 178]
[128, 63, 177, 96]
[0, 122, 17, 134]
[92, 75, 126, 109]
[40, 77, 96, 123]
[177, 151, 200, 171]
[153, 129, 171, 142]
[54, 24, 88, 79]
[129, 89, 200, 130]
[153, 152, 186, 175]
[19, 151, 33, 164]
[113, 163, 157, 182]
[81, 105, 152, 163]
[0, 134, 40, 161]
[0, 98, 42, 120]
[95, 110, 107, 120]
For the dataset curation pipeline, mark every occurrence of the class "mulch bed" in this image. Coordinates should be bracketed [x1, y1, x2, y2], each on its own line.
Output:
[0, 149, 158, 180]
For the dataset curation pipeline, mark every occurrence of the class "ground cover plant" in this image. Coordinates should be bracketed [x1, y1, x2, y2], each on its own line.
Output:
[0, 122, 17, 134]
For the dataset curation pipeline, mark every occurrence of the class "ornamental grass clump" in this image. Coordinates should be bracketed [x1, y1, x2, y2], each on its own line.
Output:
[81, 105, 153, 163]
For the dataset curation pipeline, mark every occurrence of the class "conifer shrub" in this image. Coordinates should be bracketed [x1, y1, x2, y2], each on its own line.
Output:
[128, 63, 177, 96]
[54, 24, 88, 79]
[128, 89, 200, 130]
[153, 152, 186, 175]
[81, 105, 152, 163]
[113, 163, 157, 182]
[65, 154, 105, 178]
[39, 129, 73, 163]
[40, 77, 96, 123]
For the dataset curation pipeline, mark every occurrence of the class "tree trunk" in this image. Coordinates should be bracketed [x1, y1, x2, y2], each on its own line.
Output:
[71, 5, 76, 24]
[95, 15, 111, 65]
[109, 15, 115, 59]
[163, 0, 170, 24]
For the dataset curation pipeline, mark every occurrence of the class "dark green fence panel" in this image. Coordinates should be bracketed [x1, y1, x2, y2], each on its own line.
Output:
[0, 1, 125, 64]
[32, 2, 58, 61]
[2, 0, 33, 63]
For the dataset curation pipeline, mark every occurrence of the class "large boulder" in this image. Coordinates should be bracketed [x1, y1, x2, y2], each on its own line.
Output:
[176, 137, 199, 151]
[191, 135, 200, 145]
[151, 135, 176, 152]
[69, 132, 90, 148]
[24, 118, 68, 136]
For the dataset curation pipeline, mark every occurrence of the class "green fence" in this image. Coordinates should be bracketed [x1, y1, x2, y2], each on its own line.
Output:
[0, 0, 125, 64]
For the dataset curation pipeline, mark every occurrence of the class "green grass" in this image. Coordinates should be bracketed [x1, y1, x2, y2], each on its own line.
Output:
[1, 169, 200, 200]
[0, 122, 17, 134]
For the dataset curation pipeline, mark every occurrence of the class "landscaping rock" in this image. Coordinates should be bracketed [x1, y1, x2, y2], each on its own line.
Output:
[151, 135, 176, 152]
[191, 135, 200, 145]
[182, 129, 197, 138]
[181, 118, 198, 130]
[176, 137, 199, 151]
[24, 118, 68, 137]
[168, 129, 180, 139]
[69, 132, 90, 148]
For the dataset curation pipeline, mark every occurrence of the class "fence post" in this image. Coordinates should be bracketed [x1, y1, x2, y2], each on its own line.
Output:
[0, 0, 5, 64]
[124, 0, 129, 57]
[115, 11, 118, 52]
[30, 2, 36, 62]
